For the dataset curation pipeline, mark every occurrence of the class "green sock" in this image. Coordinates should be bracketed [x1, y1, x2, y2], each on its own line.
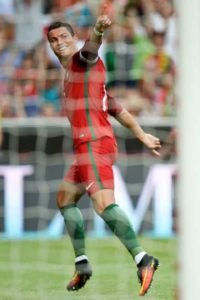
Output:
[60, 204, 86, 257]
[101, 203, 144, 258]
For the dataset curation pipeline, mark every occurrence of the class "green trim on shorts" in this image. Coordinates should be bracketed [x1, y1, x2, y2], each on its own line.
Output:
[87, 141, 104, 190]
[84, 68, 96, 140]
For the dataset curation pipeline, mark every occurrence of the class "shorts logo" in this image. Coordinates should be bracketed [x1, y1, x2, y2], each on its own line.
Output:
[79, 133, 85, 138]
[85, 182, 94, 191]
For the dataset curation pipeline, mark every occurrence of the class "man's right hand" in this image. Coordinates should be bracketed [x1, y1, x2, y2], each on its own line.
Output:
[95, 14, 112, 33]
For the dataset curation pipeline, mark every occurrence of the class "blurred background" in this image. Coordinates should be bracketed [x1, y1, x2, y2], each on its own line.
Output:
[0, 0, 177, 239]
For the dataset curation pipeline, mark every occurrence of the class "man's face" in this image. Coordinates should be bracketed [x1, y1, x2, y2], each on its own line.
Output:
[48, 27, 77, 59]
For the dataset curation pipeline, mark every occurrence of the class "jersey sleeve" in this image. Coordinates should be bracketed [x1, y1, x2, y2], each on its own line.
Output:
[79, 39, 99, 65]
[107, 94, 123, 117]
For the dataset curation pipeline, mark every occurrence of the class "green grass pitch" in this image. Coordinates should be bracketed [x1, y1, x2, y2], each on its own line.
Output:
[0, 237, 176, 300]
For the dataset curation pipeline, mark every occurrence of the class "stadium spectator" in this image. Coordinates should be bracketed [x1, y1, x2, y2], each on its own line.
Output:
[141, 26, 176, 116]
[41, 62, 61, 116]
[104, 22, 131, 93]
[98, 0, 119, 20]
[122, 3, 155, 85]
[14, 50, 41, 116]
[43, 0, 79, 14]
[64, 0, 94, 28]
[103, 19, 151, 116]
[47, 6, 161, 296]
[103, 3, 155, 115]
[144, 0, 177, 63]
[0, 20, 24, 115]
[14, 0, 44, 49]
[0, 25, 10, 96]
[9, 79, 26, 117]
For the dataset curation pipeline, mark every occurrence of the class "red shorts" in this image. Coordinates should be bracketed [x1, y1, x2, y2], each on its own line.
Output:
[64, 137, 117, 195]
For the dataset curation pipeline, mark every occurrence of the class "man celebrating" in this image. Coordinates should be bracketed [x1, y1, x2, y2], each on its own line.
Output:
[47, 5, 161, 296]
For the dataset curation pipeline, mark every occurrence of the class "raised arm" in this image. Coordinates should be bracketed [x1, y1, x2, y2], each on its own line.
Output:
[115, 108, 161, 156]
[80, 5, 112, 61]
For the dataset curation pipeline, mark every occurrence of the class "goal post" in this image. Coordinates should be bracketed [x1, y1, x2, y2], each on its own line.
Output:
[178, 0, 200, 298]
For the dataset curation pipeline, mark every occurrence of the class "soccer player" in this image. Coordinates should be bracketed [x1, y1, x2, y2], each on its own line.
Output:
[47, 7, 161, 297]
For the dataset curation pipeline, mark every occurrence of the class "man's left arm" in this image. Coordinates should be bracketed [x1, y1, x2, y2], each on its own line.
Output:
[115, 108, 161, 157]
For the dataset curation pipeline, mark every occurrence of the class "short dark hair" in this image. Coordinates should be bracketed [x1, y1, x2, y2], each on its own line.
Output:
[47, 21, 75, 39]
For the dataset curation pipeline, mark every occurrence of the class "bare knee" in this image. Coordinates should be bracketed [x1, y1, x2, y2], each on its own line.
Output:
[91, 189, 115, 215]
[56, 187, 67, 208]
[56, 182, 84, 208]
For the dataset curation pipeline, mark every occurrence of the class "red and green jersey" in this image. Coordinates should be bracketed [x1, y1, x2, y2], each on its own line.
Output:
[63, 47, 123, 149]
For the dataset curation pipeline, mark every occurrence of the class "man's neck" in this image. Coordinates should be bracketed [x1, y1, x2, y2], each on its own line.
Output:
[60, 57, 69, 68]
[60, 50, 78, 68]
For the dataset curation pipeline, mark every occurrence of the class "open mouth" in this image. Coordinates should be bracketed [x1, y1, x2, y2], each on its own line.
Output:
[58, 46, 68, 51]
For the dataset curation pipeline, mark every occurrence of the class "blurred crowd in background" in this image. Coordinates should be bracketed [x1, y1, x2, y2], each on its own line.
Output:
[0, 0, 177, 119]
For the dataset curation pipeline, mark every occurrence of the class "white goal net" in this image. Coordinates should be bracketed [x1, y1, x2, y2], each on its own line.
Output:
[0, 117, 176, 240]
